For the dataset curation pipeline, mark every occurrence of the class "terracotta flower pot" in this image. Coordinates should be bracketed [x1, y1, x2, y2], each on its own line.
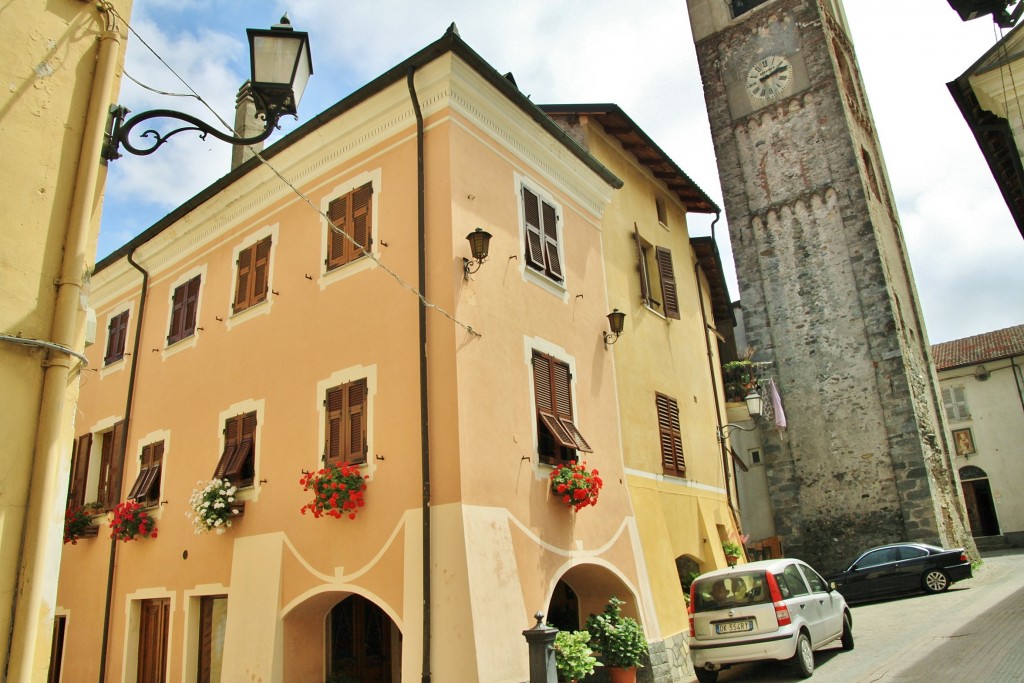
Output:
[608, 667, 637, 683]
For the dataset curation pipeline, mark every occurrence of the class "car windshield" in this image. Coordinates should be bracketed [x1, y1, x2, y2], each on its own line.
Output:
[692, 572, 769, 612]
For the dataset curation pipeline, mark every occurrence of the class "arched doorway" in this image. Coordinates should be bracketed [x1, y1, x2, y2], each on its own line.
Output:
[327, 594, 395, 683]
[547, 580, 580, 632]
[959, 465, 1000, 537]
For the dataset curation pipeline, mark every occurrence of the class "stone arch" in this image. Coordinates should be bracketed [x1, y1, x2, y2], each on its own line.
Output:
[545, 561, 644, 632]
[959, 465, 1001, 538]
[675, 554, 702, 597]
[282, 588, 402, 683]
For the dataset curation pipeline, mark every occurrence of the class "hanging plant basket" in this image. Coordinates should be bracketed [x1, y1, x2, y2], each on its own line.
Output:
[299, 462, 368, 520]
[549, 461, 603, 511]
[187, 478, 243, 535]
[108, 500, 158, 542]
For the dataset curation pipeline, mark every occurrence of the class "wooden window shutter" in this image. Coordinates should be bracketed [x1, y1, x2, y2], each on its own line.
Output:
[167, 285, 185, 343]
[183, 276, 201, 337]
[107, 420, 126, 508]
[634, 225, 651, 304]
[656, 393, 686, 477]
[541, 199, 563, 280]
[941, 387, 954, 421]
[105, 311, 129, 365]
[345, 379, 367, 463]
[522, 187, 546, 270]
[137, 598, 170, 683]
[655, 246, 680, 319]
[233, 244, 255, 312]
[532, 351, 591, 452]
[350, 183, 373, 255]
[952, 386, 970, 420]
[327, 194, 349, 269]
[217, 412, 256, 484]
[251, 236, 272, 304]
[69, 433, 92, 508]
[325, 386, 344, 463]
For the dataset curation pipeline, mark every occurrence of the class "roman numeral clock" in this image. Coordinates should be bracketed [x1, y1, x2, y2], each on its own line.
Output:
[682, 0, 972, 570]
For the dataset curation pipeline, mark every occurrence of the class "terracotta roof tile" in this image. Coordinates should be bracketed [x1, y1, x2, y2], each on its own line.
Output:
[932, 324, 1024, 370]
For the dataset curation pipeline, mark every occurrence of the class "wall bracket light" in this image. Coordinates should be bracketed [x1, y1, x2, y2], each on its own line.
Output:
[102, 16, 313, 161]
[463, 228, 493, 278]
[717, 391, 764, 441]
[603, 308, 626, 347]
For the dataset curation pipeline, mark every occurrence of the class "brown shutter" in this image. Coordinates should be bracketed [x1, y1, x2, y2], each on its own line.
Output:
[138, 598, 170, 683]
[656, 393, 686, 476]
[102, 420, 126, 509]
[220, 412, 257, 484]
[213, 416, 240, 479]
[541, 199, 563, 280]
[251, 236, 272, 304]
[105, 311, 129, 364]
[126, 443, 152, 501]
[345, 379, 367, 463]
[69, 433, 92, 508]
[350, 183, 373, 256]
[167, 284, 185, 343]
[522, 188, 546, 269]
[233, 244, 254, 312]
[325, 386, 344, 463]
[634, 225, 650, 304]
[532, 352, 553, 413]
[550, 359, 573, 421]
[183, 276, 201, 337]
[655, 247, 680, 319]
[327, 194, 349, 269]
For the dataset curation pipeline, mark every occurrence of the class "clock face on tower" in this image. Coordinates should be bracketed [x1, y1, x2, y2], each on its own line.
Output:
[745, 55, 793, 102]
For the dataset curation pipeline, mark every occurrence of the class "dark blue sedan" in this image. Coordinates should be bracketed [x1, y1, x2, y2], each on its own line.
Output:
[830, 543, 973, 603]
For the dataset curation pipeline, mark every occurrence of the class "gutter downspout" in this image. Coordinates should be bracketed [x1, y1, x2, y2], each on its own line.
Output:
[97, 249, 148, 683]
[407, 66, 432, 683]
[5, 27, 121, 683]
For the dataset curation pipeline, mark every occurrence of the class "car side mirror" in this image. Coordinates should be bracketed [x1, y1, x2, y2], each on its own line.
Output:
[829, 581, 838, 591]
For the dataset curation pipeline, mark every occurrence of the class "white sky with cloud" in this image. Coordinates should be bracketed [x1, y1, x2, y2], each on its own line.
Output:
[100, 1, 1024, 344]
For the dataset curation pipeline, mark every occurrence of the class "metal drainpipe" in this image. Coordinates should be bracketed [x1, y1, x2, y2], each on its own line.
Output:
[97, 249, 148, 683]
[407, 65, 432, 683]
[695, 258, 734, 516]
[4, 26, 121, 683]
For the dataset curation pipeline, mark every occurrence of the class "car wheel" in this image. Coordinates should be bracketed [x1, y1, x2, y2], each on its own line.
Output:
[695, 668, 719, 683]
[791, 631, 814, 678]
[841, 612, 854, 651]
[923, 569, 950, 593]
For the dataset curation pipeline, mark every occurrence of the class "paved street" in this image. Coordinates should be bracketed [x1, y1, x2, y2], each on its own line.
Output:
[698, 549, 1024, 682]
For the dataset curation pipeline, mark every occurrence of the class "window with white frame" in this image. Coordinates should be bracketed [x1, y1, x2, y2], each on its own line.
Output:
[521, 183, 564, 283]
[941, 385, 971, 422]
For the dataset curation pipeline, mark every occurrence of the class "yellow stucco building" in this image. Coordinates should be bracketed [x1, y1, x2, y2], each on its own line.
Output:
[54, 27, 743, 683]
[1, 2, 132, 681]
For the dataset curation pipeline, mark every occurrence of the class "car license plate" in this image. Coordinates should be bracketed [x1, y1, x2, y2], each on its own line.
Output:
[715, 620, 754, 635]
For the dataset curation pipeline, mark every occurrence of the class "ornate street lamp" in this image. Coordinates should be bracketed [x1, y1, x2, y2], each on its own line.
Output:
[102, 16, 313, 161]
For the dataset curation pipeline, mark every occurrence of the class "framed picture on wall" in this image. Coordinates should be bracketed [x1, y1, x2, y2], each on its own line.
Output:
[952, 428, 976, 456]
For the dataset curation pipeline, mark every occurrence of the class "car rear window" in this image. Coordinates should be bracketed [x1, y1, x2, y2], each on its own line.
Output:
[692, 572, 770, 612]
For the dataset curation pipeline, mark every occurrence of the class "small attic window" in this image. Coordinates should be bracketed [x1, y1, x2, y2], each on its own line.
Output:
[731, 0, 771, 18]
[655, 197, 668, 226]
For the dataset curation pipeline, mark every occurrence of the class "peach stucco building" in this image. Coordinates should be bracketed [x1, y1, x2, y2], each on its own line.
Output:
[55, 27, 742, 683]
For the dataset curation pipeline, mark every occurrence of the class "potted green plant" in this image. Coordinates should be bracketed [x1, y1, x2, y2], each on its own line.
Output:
[722, 540, 743, 565]
[585, 597, 647, 683]
[553, 629, 601, 682]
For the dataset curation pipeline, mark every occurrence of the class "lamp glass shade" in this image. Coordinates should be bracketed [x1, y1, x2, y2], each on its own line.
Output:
[466, 228, 492, 261]
[606, 309, 626, 336]
[744, 391, 763, 418]
[247, 28, 313, 111]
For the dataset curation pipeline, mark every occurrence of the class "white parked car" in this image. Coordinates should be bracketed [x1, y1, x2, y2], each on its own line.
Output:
[688, 558, 853, 682]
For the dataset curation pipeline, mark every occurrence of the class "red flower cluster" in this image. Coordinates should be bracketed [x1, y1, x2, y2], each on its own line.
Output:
[299, 462, 368, 520]
[63, 505, 96, 545]
[549, 461, 603, 511]
[109, 500, 158, 542]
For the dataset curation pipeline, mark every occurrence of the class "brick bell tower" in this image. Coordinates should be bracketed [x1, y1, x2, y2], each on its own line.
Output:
[684, 0, 973, 571]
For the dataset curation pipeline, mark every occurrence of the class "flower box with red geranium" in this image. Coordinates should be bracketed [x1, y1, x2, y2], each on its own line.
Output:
[299, 462, 368, 520]
[549, 461, 603, 511]
[63, 503, 103, 544]
[108, 500, 158, 542]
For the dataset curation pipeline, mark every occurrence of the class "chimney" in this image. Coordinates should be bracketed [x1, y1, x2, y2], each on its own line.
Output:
[232, 81, 264, 170]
